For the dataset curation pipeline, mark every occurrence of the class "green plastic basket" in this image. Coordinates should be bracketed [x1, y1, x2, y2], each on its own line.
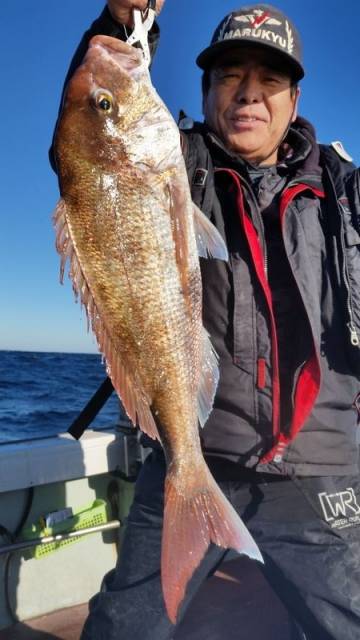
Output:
[22, 499, 108, 559]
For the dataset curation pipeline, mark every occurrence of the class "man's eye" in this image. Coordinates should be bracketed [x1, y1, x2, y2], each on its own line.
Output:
[219, 73, 240, 82]
[264, 73, 286, 84]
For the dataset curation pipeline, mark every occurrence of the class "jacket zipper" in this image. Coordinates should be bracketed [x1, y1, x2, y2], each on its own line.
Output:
[337, 199, 360, 346]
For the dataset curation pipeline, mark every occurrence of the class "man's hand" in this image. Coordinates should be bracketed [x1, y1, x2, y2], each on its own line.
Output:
[107, 1, 165, 28]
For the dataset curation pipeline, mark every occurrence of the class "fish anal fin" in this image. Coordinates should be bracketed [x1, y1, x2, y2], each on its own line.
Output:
[193, 204, 228, 261]
[106, 344, 161, 443]
[53, 198, 161, 443]
[162, 466, 262, 623]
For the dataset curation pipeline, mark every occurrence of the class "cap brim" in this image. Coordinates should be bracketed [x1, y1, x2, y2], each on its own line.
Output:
[196, 39, 304, 81]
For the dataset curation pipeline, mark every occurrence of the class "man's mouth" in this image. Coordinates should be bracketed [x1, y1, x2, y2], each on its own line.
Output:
[232, 115, 264, 123]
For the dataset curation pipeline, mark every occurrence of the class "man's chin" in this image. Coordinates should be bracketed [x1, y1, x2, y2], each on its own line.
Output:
[226, 136, 261, 158]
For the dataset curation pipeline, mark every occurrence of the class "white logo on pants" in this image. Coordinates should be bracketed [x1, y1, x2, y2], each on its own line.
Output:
[318, 488, 360, 524]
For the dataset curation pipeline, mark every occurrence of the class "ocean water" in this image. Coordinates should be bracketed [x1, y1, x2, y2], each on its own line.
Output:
[0, 350, 122, 444]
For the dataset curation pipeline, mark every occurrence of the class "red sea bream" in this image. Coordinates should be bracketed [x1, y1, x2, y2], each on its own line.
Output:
[52, 35, 262, 622]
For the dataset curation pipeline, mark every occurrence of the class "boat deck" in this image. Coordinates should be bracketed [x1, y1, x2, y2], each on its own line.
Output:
[0, 557, 294, 639]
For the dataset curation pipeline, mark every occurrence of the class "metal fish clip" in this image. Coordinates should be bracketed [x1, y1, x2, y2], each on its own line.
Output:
[126, 0, 156, 67]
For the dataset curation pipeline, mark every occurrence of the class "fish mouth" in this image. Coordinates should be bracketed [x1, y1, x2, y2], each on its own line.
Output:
[87, 35, 144, 72]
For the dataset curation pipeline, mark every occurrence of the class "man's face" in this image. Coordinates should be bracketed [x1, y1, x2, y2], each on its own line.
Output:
[203, 47, 299, 165]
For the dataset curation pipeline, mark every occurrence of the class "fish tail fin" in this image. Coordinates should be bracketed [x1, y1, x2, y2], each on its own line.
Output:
[161, 465, 262, 623]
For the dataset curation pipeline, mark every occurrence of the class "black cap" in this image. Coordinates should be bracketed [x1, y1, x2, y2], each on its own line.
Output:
[196, 4, 304, 81]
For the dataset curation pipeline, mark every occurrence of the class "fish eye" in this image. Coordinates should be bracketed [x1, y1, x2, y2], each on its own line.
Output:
[99, 97, 112, 111]
[93, 89, 114, 113]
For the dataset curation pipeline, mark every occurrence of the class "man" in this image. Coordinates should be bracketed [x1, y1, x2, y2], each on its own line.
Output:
[52, 3, 360, 639]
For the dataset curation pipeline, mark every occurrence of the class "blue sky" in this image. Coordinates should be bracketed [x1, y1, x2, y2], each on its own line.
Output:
[1, 1, 359, 354]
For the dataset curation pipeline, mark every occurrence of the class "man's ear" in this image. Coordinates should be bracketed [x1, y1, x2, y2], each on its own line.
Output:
[202, 93, 207, 118]
[291, 87, 301, 122]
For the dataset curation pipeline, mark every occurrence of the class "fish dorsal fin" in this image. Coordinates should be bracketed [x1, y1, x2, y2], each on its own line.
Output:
[53, 198, 161, 443]
[193, 204, 228, 261]
[197, 329, 219, 428]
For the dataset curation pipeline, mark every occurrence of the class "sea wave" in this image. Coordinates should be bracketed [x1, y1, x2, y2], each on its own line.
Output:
[0, 350, 121, 442]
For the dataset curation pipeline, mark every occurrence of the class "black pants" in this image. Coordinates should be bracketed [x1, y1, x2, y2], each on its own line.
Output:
[81, 451, 360, 639]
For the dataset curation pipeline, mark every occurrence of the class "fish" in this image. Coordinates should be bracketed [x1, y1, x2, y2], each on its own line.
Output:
[52, 34, 262, 622]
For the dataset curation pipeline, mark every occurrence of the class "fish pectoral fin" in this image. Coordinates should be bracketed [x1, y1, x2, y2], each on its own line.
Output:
[193, 204, 228, 261]
[166, 178, 192, 297]
[53, 199, 74, 284]
[53, 199, 160, 444]
[162, 466, 263, 623]
[197, 330, 219, 428]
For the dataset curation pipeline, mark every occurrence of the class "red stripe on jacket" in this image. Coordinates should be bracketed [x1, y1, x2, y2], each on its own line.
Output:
[261, 184, 325, 462]
[215, 170, 325, 461]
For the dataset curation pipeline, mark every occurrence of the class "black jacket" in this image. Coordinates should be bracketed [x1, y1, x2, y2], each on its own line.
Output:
[52, 7, 360, 476]
[182, 121, 360, 475]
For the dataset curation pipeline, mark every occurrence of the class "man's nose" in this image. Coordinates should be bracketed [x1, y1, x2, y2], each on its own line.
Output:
[235, 73, 262, 104]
